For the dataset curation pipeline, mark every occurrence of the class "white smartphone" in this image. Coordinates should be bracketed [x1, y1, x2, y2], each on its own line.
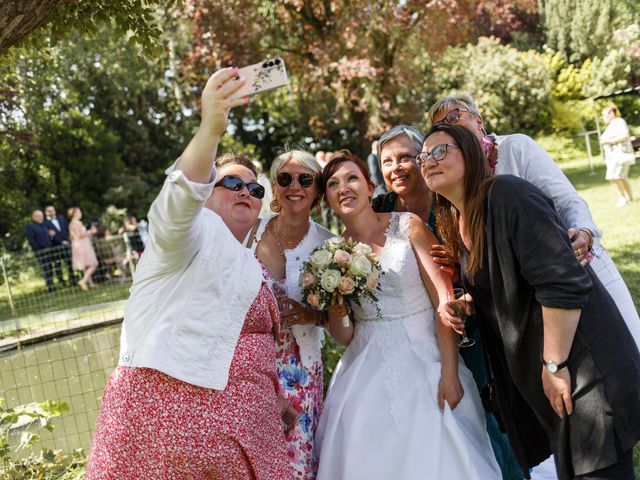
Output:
[230, 57, 289, 99]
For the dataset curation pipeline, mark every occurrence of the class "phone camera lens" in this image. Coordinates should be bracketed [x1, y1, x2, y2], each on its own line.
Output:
[274, 59, 281, 65]
[262, 63, 268, 68]
[268, 61, 274, 67]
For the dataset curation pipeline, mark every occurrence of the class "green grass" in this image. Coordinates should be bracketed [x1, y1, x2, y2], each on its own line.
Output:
[0, 277, 131, 335]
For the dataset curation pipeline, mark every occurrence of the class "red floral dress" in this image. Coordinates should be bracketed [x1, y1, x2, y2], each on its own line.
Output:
[87, 277, 289, 479]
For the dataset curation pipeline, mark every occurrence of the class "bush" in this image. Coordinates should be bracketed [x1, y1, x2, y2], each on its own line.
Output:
[431, 37, 553, 134]
[0, 398, 86, 479]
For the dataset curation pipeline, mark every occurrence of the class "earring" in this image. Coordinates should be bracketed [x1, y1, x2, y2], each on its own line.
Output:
[270, 197, 281, 213]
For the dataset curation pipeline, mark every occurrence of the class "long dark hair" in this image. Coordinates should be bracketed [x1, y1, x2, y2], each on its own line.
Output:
[426, 124, 496, 275]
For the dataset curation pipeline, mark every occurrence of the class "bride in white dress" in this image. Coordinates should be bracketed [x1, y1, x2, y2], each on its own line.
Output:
[315, 153, 501, 480]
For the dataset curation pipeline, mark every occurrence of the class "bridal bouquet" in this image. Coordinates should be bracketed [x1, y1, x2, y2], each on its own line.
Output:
[299, 237, 382, 327]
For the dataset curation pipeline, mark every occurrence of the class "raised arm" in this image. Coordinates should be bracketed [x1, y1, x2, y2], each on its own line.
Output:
[146, 69, 248, 264]
[406, 214, 462, 410]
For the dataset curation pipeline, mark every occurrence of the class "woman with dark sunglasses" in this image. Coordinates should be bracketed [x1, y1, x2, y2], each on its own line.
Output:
[423, 123, 640, 480]
[244, 148, 336, 479]
[87, 67, 291, 479]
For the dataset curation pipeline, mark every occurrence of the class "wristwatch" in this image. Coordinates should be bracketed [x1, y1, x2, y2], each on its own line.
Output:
[543, 358, 569, 374]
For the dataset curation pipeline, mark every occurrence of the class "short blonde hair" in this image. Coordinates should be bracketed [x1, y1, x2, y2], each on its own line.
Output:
[269, 149, 322, 182]
[427, 93, 481, 126]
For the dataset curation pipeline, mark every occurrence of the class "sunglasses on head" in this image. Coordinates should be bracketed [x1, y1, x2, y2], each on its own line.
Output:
[276, 172, 316, 188]
[433, 108, 469, 127]
[415, 144, 459, 167]
[214, 175, 265, 199]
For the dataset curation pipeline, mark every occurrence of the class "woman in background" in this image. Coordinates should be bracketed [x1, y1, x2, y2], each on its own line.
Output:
[601, 103, 635, 207]
[68, 207, 98, 290]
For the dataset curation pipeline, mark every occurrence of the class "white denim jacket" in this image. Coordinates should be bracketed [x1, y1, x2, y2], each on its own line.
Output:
[118, 165, 264, 390]
[246, 215, 336, 368]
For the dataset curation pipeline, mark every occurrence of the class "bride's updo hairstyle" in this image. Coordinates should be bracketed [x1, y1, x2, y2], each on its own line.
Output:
[320, 151, 374, 203]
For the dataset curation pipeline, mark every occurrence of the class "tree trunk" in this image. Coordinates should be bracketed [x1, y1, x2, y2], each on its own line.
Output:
[0, 0, 64, 55]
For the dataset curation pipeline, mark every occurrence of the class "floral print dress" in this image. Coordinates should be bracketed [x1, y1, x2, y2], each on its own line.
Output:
[275, 327, 324, 478]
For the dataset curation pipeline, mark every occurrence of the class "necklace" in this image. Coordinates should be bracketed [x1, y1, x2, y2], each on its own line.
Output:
[270, 217, 309, 262]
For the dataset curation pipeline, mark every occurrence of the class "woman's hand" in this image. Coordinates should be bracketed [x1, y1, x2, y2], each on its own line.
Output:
[177, 67, 249, 183]
[199, 67, 249, 137]
[278, 394, 300, 437]
[430, 244, 459, 283]
[541, 366, 573, 417]
[438, 371, 464, 411]
[567, 228, 591, 266]
[279, 298, 322, 328]
[438, 302, 464, 334]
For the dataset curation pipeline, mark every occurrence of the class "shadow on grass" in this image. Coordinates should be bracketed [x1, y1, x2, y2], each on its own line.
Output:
[562, 161, 640, 192]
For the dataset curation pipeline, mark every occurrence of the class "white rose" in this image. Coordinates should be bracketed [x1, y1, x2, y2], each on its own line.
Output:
[320, 269, 342, 292]
[349, 255, 372, 277]
[353, 243, 373, 256]
[310, 249, 332, 268]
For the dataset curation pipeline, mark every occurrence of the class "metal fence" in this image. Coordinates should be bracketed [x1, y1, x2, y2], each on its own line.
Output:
[0, 235, 135, 454]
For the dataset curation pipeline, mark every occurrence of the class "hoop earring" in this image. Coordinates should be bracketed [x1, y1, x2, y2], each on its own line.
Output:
[270, 197, 281, 213]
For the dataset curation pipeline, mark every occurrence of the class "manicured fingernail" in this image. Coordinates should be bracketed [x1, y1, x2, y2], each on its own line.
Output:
[232, 66, 238, 72]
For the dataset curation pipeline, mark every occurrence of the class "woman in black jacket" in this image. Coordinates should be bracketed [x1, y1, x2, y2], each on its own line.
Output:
[419, 123, 640, 480]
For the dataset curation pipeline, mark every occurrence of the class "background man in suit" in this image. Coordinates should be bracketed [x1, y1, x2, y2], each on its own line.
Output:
[45, 204, 75, 286]
[25, 210, 55, 292]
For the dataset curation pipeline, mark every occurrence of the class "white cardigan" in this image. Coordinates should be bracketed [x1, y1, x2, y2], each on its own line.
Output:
[247, 215, 336, 368]
[118, 166, 264, 390]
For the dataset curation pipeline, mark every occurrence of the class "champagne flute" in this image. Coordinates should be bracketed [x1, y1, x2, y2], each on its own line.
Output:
[268, 278, 289, 314]
[447, 288, 475, 348]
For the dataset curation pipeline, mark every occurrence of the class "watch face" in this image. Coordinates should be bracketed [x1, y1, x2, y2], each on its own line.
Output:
[547, 361, 558, 373]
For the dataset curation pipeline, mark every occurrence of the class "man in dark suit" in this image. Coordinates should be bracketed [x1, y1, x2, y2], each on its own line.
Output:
[44, 205, 75, 285]
[25, 210, 55, 292]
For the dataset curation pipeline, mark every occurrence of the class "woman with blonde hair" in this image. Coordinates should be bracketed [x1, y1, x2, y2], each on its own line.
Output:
[67, 207, 98, 290]
[246, 148, 335, 478]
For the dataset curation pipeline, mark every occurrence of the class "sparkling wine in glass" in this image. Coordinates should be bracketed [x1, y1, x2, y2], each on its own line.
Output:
[447, 288, 476, 348]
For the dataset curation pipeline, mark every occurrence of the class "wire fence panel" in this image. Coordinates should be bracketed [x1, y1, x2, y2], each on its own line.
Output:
[0, 235, 135, 454]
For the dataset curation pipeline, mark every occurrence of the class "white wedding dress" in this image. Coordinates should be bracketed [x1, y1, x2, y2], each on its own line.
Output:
[315, 213, 501, 480]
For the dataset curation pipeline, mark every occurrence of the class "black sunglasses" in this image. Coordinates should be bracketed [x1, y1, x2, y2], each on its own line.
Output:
[214, 175, 265, 199]
[276, 172, 316, 188]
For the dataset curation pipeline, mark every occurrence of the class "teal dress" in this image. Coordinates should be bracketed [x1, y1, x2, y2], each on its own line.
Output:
[371, 191, 524, 480]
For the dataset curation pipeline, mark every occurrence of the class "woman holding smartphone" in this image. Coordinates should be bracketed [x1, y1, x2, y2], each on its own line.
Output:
[87, 68, 290, 479]
[246, 149, 335, 479]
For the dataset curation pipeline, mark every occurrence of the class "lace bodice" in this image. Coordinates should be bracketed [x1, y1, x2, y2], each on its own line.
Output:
[351, 212, 435, 324]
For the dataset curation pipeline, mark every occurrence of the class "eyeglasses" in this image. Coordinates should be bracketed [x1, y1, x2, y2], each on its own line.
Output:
[276, 172, 316, 188]
[432, 108, 469, 127]
[415, 144, 459, 167]
[214, 175, 265, 199]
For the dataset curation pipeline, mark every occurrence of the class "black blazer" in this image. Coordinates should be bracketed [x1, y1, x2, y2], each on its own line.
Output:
[44, 215, 70, 245]
[25, 221, 53, 251]
[471, 176, 640, 479]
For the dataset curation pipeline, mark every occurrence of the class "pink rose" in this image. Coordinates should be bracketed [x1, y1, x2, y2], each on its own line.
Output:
[338, 276, 356, 295]
[365, 272, 379, 291]
[301, 272, 316, 287]
[307, 292, 320, 307]
[333, 249, 351, 266]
